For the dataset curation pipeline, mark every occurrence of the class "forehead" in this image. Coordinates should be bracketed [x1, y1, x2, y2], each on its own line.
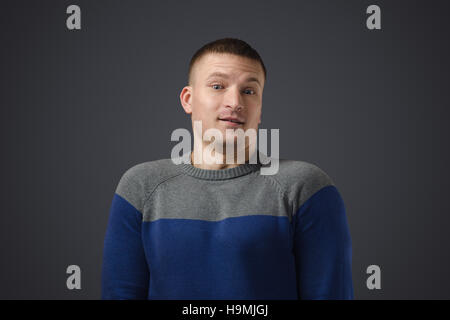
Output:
[194, 53, 264, 82]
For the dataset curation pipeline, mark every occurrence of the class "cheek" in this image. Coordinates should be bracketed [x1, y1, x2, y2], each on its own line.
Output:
[244, 107, 262, 128]
[194, 90, 216, 106]
[193, 94, 220, 118]
[248, 104, 262, 119]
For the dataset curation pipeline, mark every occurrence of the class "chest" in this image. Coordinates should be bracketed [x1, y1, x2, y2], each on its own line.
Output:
[143, 179, 290, 223]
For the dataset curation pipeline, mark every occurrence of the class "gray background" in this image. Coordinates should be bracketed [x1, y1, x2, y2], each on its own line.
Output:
[1, 0, 449, 299]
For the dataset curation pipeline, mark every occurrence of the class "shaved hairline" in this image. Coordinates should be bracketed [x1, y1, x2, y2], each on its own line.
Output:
[188, 53, 265, 87]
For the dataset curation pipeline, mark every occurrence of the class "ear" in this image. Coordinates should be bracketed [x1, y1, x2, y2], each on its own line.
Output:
[180, 86, 193, 114]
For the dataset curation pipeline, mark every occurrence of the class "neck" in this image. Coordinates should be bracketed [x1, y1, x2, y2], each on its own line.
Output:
[190, 144, 256, 170]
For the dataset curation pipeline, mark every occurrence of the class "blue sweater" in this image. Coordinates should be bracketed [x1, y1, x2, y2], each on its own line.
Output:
[101, 154, 354, 299]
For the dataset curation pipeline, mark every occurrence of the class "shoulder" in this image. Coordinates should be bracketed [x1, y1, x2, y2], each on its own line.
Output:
[117, 158, 181, 185]
[262, 158, 336, 210]
[276, 159, 334, 188]
[114, 158, 182, 212]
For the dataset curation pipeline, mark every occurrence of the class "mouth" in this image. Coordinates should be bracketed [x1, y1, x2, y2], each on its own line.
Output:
[218, 117, 245, 127]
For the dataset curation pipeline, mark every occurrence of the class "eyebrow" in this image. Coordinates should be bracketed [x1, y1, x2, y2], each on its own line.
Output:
[205, 72, 261, 86]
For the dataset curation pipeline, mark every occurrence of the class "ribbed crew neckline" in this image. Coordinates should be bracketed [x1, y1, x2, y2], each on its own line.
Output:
[178, 151, 263, 180]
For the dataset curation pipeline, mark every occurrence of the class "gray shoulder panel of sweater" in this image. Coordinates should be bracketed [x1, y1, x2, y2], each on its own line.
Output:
[262, 158, 335, 216]
[115, 157, 335, 217]
[114, 159, 183, 213]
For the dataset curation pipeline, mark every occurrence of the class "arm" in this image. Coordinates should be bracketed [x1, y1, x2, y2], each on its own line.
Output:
[293, 185, 354, 299]
[101, 175, 150, 299]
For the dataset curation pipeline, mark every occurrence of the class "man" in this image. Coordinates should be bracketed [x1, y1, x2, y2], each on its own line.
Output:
[101, 38, 354, 299]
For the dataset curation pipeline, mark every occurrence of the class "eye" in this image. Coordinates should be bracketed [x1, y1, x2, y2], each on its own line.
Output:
[212, 84, 223, 90]
[244, 89, 255, 95]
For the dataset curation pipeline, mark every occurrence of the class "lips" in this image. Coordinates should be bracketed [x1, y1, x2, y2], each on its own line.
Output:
[218, 116, 245, 125]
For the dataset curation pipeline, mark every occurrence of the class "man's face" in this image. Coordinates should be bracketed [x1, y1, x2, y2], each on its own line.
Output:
[181, 53, 265, 149]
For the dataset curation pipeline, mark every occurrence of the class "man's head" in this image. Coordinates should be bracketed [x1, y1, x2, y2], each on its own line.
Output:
[180, 38, 266, 159]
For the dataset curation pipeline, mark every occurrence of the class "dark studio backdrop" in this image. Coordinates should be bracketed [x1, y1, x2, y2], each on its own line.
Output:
[1, 0, 449, 299]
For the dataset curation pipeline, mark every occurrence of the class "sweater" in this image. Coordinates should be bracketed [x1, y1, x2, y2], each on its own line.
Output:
[101, 152, 354, 299]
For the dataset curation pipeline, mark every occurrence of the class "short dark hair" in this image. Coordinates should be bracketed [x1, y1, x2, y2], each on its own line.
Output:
[188, 38, 267, 85]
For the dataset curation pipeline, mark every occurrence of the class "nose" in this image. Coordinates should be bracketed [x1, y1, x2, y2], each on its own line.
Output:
[224, 86, 243, 112]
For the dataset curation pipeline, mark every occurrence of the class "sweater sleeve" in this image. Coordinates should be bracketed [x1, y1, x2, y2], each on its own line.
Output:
[292, 184, 354, 300]
[101, 174, 150, 299]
